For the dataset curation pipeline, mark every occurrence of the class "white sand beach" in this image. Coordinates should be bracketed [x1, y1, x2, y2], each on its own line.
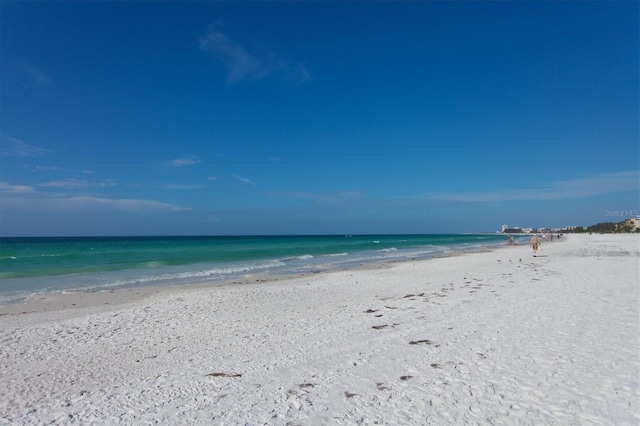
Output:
[1, 234, 638, 424]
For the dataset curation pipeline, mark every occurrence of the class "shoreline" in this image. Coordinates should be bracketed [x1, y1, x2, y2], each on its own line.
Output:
[1, 233, 638, 424]
[1, 234, 512, 306]
[0, 238, 510, 319]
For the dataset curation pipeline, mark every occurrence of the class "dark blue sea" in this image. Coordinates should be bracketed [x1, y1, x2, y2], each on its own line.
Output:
[0, 234, 516, 303]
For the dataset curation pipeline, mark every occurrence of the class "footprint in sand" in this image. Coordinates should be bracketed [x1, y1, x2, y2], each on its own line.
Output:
[298, 383, 315, 389]
[372, 323, 400, 330]
[206, 372, 242, 378]
[376, 382, 390, 390]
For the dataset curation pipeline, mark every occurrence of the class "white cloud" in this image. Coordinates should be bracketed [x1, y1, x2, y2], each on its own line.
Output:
[38, 179, 90, 189]
[199, 29, 310, 84]
[199, 31, 273, 83]
[208, 176, 218, 181]
[1, 135, 52, 158]
[1, 176, 188, 214]
[171, 155, 202, 167]
[37, 178, 117, 189]
[0, 182, 35, 194]
[66, 196, 191, 212]
[421, 171, 640, 202]
[0, 194, 190, 214]
[233, 174, 256, 185]
[30, 165, 66, 172]
[29, 165, 95, 174]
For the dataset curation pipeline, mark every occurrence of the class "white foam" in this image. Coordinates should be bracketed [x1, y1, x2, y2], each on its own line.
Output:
[323, 252, 349, 257]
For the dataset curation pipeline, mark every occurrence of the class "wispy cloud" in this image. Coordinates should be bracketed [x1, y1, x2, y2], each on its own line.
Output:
[199, 29, 310, 84]
[171, 155, 201, 167]
[28, 165, 94, 174]
[293, 63, 311, 84]
[29, 165, 66, 172]
[0, 182, 35, 194]
[1, 175, 189, 214]
[0, 193, 190, 214]
[233, 174, 256, 185]
[421, 171, 640, 202]
[19, 61, 52, 85]
[263, 190, 364, 203]
[163, 184, 205, 190]
[1, 135, 52, 158]
[63, 196, 191, 213]
[36, 178, 117, 190]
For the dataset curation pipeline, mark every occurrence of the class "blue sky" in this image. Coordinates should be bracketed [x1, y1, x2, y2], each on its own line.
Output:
[1, 1, 638, 236]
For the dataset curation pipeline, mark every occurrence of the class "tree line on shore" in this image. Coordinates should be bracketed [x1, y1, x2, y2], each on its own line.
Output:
[578, 219, 639, 234]
[503, 218, 639, 234]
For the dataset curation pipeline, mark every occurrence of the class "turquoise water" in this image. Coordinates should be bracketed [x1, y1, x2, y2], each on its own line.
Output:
[0, 234, 515, 302]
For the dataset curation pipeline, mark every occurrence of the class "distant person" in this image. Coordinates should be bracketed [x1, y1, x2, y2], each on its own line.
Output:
[509, 234, 515, 246]
[530, 234, 541, 257]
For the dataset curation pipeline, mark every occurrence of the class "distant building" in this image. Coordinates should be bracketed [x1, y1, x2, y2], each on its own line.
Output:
[501, 224, 509, 233]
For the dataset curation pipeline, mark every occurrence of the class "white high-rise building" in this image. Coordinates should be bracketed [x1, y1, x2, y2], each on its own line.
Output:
[501, 224, 509, 233]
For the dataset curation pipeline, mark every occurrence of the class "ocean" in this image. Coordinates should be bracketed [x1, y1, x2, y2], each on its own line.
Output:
[0, 234, 517, 303]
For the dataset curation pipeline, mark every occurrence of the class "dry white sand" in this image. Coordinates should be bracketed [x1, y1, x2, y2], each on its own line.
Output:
[1, 234, 638, 425]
